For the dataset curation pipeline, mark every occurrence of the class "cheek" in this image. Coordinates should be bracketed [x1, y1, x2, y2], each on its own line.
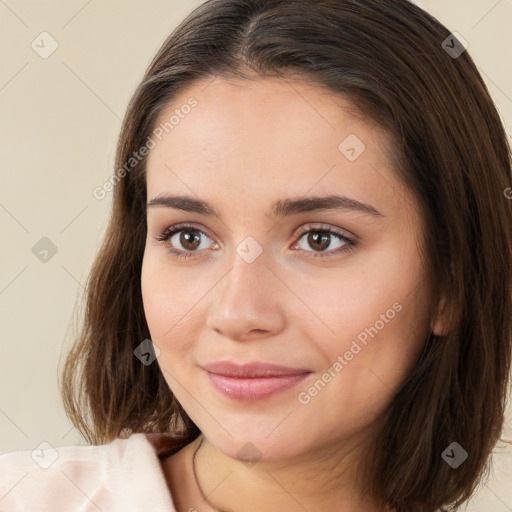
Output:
[141, 251, 180, 344]
[141, 254, 197, 395]
[301, 245, 431, 396]
[140, 250, 210, 359]
[295, 295, 429, 444]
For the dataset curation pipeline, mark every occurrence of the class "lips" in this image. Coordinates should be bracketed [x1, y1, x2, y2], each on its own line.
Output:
[203, 361, 310, 377]
[202, 361, 312, 401]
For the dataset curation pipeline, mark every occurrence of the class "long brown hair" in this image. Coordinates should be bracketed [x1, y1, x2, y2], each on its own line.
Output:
[61, 1, 512, 510]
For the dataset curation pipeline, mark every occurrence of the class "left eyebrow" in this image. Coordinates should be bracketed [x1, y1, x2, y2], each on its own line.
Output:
[146, 194, 385, 219]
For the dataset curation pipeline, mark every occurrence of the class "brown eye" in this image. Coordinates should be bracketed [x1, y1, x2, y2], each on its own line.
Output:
[154, 224, 216, 260]
[293, 224, 357, 259]
[304, 231, 333, 252]
[177, 229, 202, 251]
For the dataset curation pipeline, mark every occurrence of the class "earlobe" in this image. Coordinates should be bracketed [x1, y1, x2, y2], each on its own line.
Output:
[430, 296, 450, 336]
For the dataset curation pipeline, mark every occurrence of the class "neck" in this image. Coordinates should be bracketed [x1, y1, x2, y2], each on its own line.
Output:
[192, 428, 386, 512]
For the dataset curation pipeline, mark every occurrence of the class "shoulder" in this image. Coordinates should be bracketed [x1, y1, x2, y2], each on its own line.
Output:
[0, 433, 178, 512]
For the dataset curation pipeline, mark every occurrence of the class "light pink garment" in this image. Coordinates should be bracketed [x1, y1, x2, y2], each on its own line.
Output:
[0, 433, 178, 512]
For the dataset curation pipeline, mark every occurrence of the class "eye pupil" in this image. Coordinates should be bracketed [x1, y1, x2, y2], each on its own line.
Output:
[308, 231, 330, 251]
[180, 230, 201, 250]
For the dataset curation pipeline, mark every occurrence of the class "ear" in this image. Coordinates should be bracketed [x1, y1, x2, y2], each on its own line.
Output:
[430, 296, 451, 336]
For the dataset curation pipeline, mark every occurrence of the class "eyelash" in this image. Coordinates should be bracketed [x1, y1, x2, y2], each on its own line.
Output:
[153, 222, 357, 260]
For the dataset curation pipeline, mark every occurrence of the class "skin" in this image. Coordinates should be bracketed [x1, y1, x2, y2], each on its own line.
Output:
[141, 75, 447, 512]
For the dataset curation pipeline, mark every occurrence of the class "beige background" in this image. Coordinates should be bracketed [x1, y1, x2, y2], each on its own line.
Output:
[1, 0, 511, 509]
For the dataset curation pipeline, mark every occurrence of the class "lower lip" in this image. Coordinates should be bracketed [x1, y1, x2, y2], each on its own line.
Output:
[205, 371, 311, 401]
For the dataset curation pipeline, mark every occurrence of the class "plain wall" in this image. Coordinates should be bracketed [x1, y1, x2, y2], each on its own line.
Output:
[1, 1, 511, 509]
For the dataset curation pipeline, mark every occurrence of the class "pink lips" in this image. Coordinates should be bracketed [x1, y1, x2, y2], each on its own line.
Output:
[202, 361, 312, 401]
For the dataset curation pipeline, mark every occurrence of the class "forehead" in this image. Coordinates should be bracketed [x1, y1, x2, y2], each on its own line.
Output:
[149, 75, 376, 160]
[145, 76, 413, 221]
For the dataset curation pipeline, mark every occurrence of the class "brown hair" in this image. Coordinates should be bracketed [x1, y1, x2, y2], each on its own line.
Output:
[61, 0, 512, 510]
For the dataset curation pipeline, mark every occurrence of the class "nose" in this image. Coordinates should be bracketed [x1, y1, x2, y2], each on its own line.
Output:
[205, 253, 286, 342]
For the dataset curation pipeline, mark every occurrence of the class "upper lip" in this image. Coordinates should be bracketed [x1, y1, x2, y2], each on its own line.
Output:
[202, 361, 311, 378]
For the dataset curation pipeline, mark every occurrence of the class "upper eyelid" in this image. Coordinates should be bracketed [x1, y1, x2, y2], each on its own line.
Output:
[161, 222, 215, 240]
[295, 223, 354, 238]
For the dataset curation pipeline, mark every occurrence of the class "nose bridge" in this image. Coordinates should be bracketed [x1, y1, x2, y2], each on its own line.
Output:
[216, 244, 271, 313]
[206, 242, 285, 339]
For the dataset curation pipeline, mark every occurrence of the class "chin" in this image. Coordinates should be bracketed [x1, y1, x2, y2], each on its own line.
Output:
[195, 416, 317, 463]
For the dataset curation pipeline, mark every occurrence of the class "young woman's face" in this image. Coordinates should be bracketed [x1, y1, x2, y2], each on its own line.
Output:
[142, 76, 436, 461]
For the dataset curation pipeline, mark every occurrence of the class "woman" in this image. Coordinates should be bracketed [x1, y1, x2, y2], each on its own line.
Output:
[1, 0, 511, 511]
